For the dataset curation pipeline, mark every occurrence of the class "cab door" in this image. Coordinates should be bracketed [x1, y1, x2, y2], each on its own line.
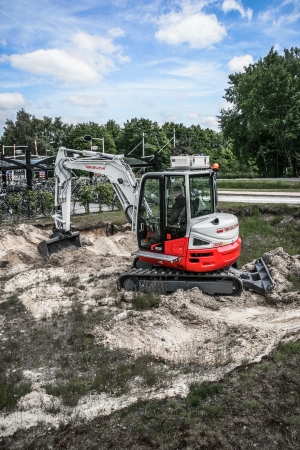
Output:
[164, 175, 187, 240]
[137, 175, 163, 252]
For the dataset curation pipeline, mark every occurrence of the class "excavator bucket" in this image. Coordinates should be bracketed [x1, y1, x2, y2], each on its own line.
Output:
[37, 231, 81, 259]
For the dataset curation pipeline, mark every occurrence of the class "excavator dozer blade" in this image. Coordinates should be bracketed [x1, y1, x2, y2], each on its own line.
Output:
[37, 231, 81, 259]
[230, 257, 274, 296]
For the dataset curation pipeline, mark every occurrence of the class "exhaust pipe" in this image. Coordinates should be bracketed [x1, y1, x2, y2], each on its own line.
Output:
[37, 231, 81, 259]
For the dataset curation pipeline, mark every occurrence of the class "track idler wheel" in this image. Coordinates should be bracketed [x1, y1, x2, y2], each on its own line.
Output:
[122, 276, 139, 291]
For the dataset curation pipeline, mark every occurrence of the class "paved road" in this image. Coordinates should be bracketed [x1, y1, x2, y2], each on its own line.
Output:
[218, 191, 300, 204]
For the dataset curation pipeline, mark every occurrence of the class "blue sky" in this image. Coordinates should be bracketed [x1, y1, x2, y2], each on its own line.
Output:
[0, 0, 299, 133]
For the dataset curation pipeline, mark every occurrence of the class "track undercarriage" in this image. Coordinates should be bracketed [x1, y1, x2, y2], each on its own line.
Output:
[118, 257, 274, 297]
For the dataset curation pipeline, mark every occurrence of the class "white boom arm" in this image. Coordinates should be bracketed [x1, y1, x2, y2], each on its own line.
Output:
[53, 147, 139, 232]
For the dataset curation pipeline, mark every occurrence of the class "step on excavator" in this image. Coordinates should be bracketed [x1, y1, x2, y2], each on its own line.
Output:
[37, 146, 274, 296]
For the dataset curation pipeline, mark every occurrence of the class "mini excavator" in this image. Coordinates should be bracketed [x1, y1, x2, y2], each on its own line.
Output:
[37, 147, 274, 296]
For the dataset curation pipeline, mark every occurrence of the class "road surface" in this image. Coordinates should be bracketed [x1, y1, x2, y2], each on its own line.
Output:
[218, 190, 300, 204]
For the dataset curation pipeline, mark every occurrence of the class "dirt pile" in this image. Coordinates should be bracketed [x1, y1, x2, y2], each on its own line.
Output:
[0, 225, 135, 318]
[1, 224, 300, 437]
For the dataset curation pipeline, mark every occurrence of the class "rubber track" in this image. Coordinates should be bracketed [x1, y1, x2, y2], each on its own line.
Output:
[118, 267, 243, 296]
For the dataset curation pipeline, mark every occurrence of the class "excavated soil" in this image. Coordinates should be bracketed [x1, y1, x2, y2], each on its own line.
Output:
[1, 224, 300, 440]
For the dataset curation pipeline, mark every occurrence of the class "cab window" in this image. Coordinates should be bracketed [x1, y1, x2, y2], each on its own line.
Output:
[189, 175, 213, 218]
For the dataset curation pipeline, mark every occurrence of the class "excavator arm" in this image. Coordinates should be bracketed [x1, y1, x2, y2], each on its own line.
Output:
[38, 147, 140, 258]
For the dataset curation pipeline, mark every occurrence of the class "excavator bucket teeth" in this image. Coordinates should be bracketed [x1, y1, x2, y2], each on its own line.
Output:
[37, 231, 81, 259]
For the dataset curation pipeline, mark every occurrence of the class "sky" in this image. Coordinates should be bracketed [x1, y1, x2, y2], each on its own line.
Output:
[0, 0, 300, 135]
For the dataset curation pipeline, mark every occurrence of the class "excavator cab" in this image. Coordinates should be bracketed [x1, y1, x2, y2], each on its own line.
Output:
[137, 174, 188, 252]
[136, 170, 216, 258]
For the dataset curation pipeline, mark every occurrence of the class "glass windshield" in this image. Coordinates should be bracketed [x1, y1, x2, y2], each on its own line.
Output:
[137, 177, 162, 250]
[165, 175, 187, 239]
[189, 174, 213, 218]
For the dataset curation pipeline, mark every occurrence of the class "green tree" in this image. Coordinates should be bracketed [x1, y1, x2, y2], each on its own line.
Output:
[68, 122, 117, 153]
[118, 118, 172, 168]
[219, 47, 300, 177]
[0, 109, 73, 156]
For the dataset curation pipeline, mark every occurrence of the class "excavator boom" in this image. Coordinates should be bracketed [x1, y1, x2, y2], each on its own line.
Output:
[38, 147, 140, 259]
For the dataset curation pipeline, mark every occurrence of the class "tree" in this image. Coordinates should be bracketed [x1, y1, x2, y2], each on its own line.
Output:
[219, 47, 300, 177]
[117, 118, 172, 168]
[0, 109, 73, 156]
[67, 122, 117, 153]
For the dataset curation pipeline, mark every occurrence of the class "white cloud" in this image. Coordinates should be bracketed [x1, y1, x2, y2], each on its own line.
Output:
[227, 54, 254, 72]
[0, 110, 14, 128]
[177, 92, 189, 101]
[168, 61, 221, 80]
[0, 92, 26, 110]
[10, 49, 101, 84]
[67, 95, 106, 107]
[143, 100, 157, 107]
[108, 28, 125, 38]
[155, 3, 226, 48]
[117, 53, 131, 64]
[160, 111, 180, 123]
[0, 54, 9, 63]
[201, 115, 219, 129]
[0, 39, 7, 47]
[220, 100, 232, 111]
[258, 1, 300, 26]
[188, 112, 199, 119]
[71, 32, 117, 55]
[7, 31, 128, 85]
[222, 0, 252, 20]
[274, 43, 280, 52]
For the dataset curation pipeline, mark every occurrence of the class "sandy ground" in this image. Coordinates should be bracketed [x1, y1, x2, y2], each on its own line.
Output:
[0, 224, 300, 436]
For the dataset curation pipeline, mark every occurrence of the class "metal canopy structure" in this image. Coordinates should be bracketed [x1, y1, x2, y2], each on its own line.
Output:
[0, 151, 55, 189]
[123, 152, 159, 170]
[0, 144, 159, 190]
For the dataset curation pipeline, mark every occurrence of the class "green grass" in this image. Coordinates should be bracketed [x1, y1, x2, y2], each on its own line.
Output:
[131, 291, 160, 310]
[43, 379, 88, 407]
[0, 208, 128, 230]
[230, 204, 300, 266]
[187, 381, 223, 407]
[0, 372, 31, 411]
[287, 273, 300, 290]
[92, 354, 163, 396]
[9, 339, 300, 448]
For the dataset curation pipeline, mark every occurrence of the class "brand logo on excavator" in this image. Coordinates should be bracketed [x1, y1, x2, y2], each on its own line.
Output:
[85, 165, 105, 170]
[216, 223, 238, 234]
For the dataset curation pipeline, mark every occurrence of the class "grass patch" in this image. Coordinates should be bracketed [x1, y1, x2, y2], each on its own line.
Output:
[203, 404, 225, 418]
[218, 179, 300, 191]
[0, 372, 31, 411]
[187, 381, 223, 407]
[254, 360, 273, 372]
[131, 291, 160, 310]
[44, 379, 88, 407]
[241, 399, 259, 411]
[0, 295, 26, 314]
[277, 340, 300, 356]
[231, 205, 300, 265]
[287, 273, 300, 290]
[92, 354, 164, 396]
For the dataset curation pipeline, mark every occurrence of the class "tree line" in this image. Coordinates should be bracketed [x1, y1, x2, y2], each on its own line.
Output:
[1, 46, 299, 177]
[0, 111, 241, 174]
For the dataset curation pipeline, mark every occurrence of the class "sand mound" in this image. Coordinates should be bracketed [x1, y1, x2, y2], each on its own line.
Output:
[1, 224, 300, 437]
[96, 248, 300, 367]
